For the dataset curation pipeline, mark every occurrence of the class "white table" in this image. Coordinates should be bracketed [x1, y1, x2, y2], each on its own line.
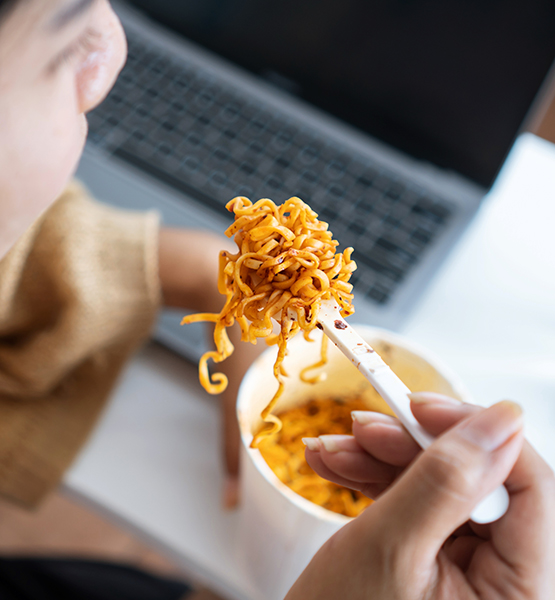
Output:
[403, 133, 555, 467]
[65, 133, 555, 600]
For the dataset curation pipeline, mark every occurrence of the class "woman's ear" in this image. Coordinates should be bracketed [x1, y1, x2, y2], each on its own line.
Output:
[76, 1, 126, 114]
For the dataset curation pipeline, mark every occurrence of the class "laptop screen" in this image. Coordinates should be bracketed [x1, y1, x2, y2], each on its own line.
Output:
[126, 0, 555, 189]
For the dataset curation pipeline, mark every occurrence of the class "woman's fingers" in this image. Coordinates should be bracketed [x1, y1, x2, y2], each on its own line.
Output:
[350, 394, 479, 467]
[316, 435, 397, 487]
[304, 438, 397, 499]
[364, 401, 524, 560]
[351, 412, 421, 466]
[409, 392, 481, 435]
[475, 439, 555, 593]
[304, 393, 492, 502]
[443, 535, 483, 571]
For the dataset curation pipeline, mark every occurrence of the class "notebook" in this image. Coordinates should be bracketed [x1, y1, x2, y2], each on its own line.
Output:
[76, 0, 555, 360]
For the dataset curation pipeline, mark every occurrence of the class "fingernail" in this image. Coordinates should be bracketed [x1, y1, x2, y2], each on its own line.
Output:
[302, 437, 321, 451]
[351, 410, 397, 425]
[408, 391, 461, 405]
[458, 400, 523, 452]
[318, 434, 354, 452]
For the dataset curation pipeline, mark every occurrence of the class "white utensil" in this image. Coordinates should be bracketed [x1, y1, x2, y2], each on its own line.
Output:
[313, 299, 510, 525]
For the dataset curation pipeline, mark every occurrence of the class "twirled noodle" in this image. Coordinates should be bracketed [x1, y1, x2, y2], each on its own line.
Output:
[257, 396, 373, 517]
[182, 196, 357, 446]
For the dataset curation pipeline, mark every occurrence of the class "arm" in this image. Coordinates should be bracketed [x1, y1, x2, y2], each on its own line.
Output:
[158, 227, 262, 507]
[0, 185, 160, 507]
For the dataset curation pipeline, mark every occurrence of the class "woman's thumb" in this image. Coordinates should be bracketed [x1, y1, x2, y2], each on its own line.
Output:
[369, 400, 524, 554]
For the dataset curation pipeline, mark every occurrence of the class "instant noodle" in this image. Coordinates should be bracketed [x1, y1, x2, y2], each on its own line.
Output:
[182, 196, 357, 445]
[256, 396, 374, 518]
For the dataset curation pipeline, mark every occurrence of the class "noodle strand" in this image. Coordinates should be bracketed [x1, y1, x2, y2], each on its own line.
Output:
[182, 196, 357, 446]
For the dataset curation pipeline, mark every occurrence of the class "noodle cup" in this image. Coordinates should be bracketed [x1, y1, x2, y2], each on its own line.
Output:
[236, 325, 470, 599]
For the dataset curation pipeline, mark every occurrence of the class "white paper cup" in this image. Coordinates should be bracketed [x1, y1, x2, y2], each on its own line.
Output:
[236, 325, 469, 599]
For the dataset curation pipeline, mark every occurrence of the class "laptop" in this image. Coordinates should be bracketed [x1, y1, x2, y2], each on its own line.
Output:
[76, 0, 555, 361]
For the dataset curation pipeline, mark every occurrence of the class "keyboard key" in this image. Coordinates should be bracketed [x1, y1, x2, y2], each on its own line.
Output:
[355, 188, 382, 211]
[195, 90, 217, 110]
[366, 286, 390, 304]
[411, 228, 433, 245]
[371, 174, 392, 192]
[300, 169, 318, 184]
[209, 171, 228, 188]
[299, 144, 321, 164]
[222, 128, 239, 140]
[320, 206, 339, 221]
[170, 101, 186, 113]
[355, 168, 378, 188]
[348, 222, 366, 236]
[428, 203, 452, 221]
[157, 142, 172, 156]
[130, 129, 147, 142]
[356, 254, 404, 282]
[248, 140, 264, 154]
[385, 181, 405, 200]
[375, 237, 416, 262]
[265, 175, 283, 190]
[161, 120, 176, 132]
[232, 184, 252, 197]
[182, 156, 201, 171]
[325, 159, 348, 179]
[220, 103, 242, 123]
[212, 147, 230, 162]
[239, 162, 256, 175]
[326, 182, 346, 199]
[274, 156, 291, 169]
[382, 215, 401, 229]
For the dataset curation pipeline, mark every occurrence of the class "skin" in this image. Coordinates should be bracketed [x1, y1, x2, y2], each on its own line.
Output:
[0, 0, 126, 258]
[286, 394, 555, 599]
[158, 228, 262, 506]
[0, 0, 255, 506]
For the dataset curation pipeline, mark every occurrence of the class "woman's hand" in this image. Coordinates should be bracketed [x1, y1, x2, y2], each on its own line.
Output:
[287, 393, 555, 599]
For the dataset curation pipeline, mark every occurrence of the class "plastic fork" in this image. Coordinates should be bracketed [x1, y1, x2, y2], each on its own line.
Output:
[313, 298, 510, 525]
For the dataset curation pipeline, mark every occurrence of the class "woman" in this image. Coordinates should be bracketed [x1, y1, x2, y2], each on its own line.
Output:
[1, 1, 554, 599]
[0, 0, 254, 597]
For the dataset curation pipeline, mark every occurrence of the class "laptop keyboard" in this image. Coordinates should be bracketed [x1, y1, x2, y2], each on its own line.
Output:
[87, 31, 455, 306]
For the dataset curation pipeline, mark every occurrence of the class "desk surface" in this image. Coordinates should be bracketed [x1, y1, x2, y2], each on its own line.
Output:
[66, 133, 555, 600]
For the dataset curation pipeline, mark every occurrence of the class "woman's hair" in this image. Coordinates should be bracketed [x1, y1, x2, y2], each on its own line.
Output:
[0, 0, 19, 19]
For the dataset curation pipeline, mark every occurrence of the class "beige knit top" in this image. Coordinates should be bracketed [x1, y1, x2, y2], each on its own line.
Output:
[0, 181, 160, 508]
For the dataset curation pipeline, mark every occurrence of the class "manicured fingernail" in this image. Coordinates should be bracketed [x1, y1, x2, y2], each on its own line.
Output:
[302, 437, 321, 451]
[318, 434, 354, 452]
[351, 410, 397, 425]
[408, 391, 461, 405]
[458, 400, 523, 452]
